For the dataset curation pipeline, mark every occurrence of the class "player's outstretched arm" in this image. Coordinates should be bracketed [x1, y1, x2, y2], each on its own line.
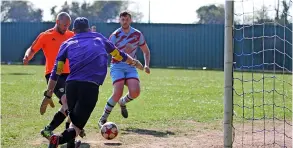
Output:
[23, 47, 36, 65]
[23, 33, 45, 65]
[110, 48, 144, 70]
[104, 39, 144, 70]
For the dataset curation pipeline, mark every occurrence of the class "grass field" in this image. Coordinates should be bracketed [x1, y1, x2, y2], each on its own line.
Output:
[1, 65, 292, 148]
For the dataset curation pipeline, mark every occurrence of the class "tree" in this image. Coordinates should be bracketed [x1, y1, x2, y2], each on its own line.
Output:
[129, 10, 144, 23]
[195, 4, 225, 24]
[50, 1, 143, 23]
[126, 1, 144, 23]
[277, 0, 291, 25]
[1, 1, 43, 22]
[241, 0, 291, 25]
[254, 6, 273, 24]
[275, 0, 280, 20]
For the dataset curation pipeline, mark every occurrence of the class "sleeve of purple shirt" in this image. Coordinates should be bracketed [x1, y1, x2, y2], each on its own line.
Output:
[103, 38, 128, 62]
[50, 42, 68, 81]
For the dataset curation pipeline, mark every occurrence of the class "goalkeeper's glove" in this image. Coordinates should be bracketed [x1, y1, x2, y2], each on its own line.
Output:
[40, 90, 55, 115]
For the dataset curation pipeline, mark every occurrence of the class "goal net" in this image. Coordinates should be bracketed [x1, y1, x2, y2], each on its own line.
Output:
[224, 0, 292, 147]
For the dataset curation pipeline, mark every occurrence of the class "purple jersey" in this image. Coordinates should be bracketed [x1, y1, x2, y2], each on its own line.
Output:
[109, 27, 146, 63]
[50, 32, 128, 85]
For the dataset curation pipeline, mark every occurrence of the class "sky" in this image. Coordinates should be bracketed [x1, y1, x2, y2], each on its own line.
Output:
[28, 0, 293, 24]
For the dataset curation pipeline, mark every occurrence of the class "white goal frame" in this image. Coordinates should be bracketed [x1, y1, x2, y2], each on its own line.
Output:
[224, 0, 234, 147]
[224, 0, 293, 147]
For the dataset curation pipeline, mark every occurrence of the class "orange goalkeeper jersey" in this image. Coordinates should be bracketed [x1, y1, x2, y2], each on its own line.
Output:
[31, 28, 74, 75]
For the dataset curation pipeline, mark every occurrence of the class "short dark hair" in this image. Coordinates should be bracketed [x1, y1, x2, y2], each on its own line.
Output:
[119, 11, 131, 18]
[73, 17, 90, 33]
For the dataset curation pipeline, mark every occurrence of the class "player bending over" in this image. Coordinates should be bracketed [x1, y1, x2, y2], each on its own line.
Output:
[98, 11, 151, 127]
[23, 12, 84, 147]
[44, 17, 143, 148]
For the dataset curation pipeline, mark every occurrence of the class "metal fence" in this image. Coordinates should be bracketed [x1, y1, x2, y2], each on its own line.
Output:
[1, 22, 291, 70]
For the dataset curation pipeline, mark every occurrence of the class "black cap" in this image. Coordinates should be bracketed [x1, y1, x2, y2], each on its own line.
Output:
[73, 17, 89, 30]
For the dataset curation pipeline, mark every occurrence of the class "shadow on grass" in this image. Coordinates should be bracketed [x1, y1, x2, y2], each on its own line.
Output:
[121, 128, 175, 137]
[60, 141, 122, 148]
[1, 72, 34, 76]
[104, 142, 122, 146]
[60, 143, 90, 148]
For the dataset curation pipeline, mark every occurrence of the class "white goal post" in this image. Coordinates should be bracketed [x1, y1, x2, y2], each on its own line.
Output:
[224, 0, 234, 148]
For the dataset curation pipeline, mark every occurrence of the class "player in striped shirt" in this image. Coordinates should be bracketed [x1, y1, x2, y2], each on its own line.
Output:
[98, 11, 151, 127]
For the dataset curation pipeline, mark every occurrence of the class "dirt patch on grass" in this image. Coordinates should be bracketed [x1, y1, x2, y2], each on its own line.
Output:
[232, 120, 292, 148]
[30, 120, 291, 148]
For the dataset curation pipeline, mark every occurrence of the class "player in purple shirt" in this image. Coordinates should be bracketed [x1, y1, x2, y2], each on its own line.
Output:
[42, 17, 143, 148]
[98, 11, 151, 127]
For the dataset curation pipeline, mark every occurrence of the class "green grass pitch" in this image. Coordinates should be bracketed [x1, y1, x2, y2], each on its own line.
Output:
[1, 65, 291, 147]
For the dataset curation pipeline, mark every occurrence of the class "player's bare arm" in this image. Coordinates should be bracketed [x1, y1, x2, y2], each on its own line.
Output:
[23, 47, 36, 65]
[23, 33, 45, 65]
[140, 43, 151, 74]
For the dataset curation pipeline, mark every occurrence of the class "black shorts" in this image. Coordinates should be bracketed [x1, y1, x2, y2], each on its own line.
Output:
[65, 81, 99, 130]
[45, 73, 69, 105]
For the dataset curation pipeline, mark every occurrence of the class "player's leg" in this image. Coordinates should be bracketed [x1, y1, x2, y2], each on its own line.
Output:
[41, 75, 68, 139]
[56, 78, 86, 138]
[60, 97, 84, 133]
[49, 81, 99, 147]
[58, 74, 71, 131]
[98, 81, 124, 127]
[58, 95, 83, 148]
[48, 81, 78, 148]
[60, 95, 70, 129]
[53, 77, 85, 148]
[118, 67, 140, 118]
[98, 64, 125, 127]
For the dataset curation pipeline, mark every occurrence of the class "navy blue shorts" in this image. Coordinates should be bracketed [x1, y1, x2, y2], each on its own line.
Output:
[45, 73, 69, 105]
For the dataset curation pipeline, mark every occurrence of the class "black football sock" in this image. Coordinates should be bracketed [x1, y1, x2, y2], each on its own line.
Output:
[47, 111, 66, 131]
[65, 122, 70, 129]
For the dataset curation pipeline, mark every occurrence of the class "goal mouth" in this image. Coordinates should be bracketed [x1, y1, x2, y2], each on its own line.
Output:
[224, 0, 292, 147]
